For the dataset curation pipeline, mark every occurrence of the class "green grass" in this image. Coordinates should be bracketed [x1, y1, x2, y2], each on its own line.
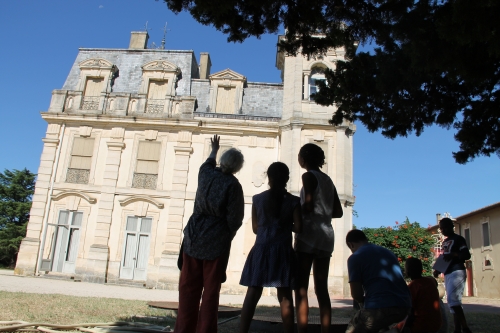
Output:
[1, 291, 498, 332]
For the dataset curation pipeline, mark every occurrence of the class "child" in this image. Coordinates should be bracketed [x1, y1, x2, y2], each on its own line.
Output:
[404, 257, 442, 333]
[295, 143, 343, 333]
[239, 162, 302, 333]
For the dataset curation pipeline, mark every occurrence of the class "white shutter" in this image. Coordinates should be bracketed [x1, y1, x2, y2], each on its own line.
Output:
[123, 233, 137, 268]
[65, 228, 80, 263]
[216, 86, 235, 113]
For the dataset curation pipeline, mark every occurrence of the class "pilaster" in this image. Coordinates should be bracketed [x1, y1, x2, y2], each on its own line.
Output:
[158, 131, 193, 289]
[78, 127, 125, 283]
[15, 124, 62, 276]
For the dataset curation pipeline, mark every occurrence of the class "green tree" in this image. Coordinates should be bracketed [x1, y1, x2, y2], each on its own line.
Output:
[0, 169, 36, 267]
[164, 0, 500, 163]
[362, 218, 436, 275]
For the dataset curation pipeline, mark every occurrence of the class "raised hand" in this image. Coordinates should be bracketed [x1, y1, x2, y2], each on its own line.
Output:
[211, 134, 220, 152]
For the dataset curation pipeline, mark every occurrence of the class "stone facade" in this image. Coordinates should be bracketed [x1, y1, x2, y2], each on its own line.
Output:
[15, 31, 355, 297]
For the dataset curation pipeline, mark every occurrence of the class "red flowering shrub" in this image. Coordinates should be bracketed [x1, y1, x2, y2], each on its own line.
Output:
[360, 218, 436, 275]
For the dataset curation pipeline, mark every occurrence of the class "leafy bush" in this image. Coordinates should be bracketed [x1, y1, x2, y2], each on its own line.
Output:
[362, 218, 436, 275]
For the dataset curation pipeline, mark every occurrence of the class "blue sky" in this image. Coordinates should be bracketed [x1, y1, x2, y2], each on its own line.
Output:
[1, 0, 498, 229]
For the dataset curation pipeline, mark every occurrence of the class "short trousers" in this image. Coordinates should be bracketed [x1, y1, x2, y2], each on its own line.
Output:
[345, 306, 410, 333]
[294, 239, 332, 258]
[445, 269, 466, 310]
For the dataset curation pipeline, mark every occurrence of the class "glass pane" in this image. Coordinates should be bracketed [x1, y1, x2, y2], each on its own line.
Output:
[482, 223, 490, 247]
[126, 217, 138, 231]
[65, 228, 80, 262]
[72, 212, 83, 226]
[58, 210, 69, 225]
[135, 235, 150, 269]
[140, 218, 152, 233]
[464, 229, 471, 248]
[123, 233, 137, 268]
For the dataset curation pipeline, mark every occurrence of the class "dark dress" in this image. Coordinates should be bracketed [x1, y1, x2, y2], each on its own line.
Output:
[240, 190, 300, 288]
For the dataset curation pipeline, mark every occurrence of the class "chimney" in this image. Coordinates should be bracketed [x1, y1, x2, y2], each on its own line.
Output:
[199, 53, 212, 79]
[129, 31, 149, 49]
[436, 213, 441, 224]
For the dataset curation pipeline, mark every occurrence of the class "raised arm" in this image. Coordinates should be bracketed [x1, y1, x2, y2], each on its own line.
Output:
[208, 134, 220, 160]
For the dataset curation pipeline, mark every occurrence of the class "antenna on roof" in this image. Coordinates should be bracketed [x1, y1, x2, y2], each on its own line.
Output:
[143, 21, 150, 32]
[160, 22, 170, 50]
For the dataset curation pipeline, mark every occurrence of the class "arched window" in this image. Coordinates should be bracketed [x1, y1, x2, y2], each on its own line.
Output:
[309, 67, 326, 99]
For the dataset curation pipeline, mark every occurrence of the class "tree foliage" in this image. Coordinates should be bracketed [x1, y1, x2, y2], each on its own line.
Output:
[0, 169, 36, 267]
[361, 218, 436, 275]
[164, 0, 500, 163]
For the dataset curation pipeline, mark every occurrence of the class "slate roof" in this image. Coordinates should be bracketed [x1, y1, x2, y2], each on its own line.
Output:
[61, 48, 283, 118]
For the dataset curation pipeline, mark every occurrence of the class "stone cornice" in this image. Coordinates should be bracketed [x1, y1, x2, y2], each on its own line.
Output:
[42, 138, 60, 145]
[119, 195, 164, 209]
[174, 146, 193, 154]
[51, 190, 97, 204]
[106, 141, 126, 149]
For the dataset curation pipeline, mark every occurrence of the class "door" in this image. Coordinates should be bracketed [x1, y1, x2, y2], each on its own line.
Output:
[51, 210, 83, 273]
[120, 216, 152, 280]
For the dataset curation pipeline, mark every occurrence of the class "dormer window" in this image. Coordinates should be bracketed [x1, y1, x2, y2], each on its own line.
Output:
[82, 77, 104, 110]
[208, 69, 246, 114]
[135, 60, 181, 115]
[74, 58, 118, 111]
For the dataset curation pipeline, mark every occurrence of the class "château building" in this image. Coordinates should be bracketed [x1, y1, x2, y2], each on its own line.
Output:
[15, 31, 355, 296]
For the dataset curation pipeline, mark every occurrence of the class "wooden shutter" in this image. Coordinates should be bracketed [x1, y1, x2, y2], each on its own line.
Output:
[70, 138, 94, 169]
[147, 80, 168, 99]
[84, 77, 104, 96]
[136, 141, 161, 174]
[216, 86, 236, 113]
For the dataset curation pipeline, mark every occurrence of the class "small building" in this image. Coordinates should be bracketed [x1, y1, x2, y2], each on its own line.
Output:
[15, 31, 356, 297]
[428, 203, 500, 298]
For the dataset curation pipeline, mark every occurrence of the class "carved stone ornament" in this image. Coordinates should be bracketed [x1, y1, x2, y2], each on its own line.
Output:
[209, 68, 246, 82]
[79, 58, 115, 70]
[132, 173, 158, 190]
[142, 60, 180, 74]
[252, 161, 267, 187]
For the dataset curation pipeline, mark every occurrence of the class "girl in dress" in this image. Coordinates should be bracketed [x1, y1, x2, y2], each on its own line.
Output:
[239, 162, 302, 333]
[294, 143, 343, 333]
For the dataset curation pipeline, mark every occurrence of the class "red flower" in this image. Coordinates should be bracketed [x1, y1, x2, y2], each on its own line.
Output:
[398, 257, 402, 262]
[395, 221, 399, 225]
[374, 234, 378, 237]
[412, 246, 417, 250]
[407, 255, 412, 258]
[394, 235, 399, 239]
[418, 239, 423, 243]
[396, 245, 400, 248]
[423, 269, 427, 273]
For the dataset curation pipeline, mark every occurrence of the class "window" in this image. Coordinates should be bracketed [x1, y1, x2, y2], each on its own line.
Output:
[215, 86, 236, 113]
[81, 77, 104, 110]
[482, 221, 491, 247]
[309, 68, 326, 100]
[146, 80, 168, 114]
[66, 137, 95, 184]
[40, 210, 83, 273]
[120, 216, 153, 280]
[464, 227, 471, 248]
[132, 141, 161, 189]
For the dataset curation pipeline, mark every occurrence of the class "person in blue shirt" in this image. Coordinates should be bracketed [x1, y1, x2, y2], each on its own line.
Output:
[345, 229, 411, 333]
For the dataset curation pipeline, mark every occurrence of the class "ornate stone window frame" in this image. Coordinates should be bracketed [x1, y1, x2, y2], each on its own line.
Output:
[133, 60, 181, 116]
[208, 69, 246, 114]
[67, 58, 118, 112]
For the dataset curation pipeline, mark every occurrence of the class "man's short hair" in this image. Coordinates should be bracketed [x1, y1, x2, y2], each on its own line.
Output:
[346, 229, 368, 243]
[405, 257, 423, 277]
[439, 217, 454, 228]
[220, 148, 244, 174]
